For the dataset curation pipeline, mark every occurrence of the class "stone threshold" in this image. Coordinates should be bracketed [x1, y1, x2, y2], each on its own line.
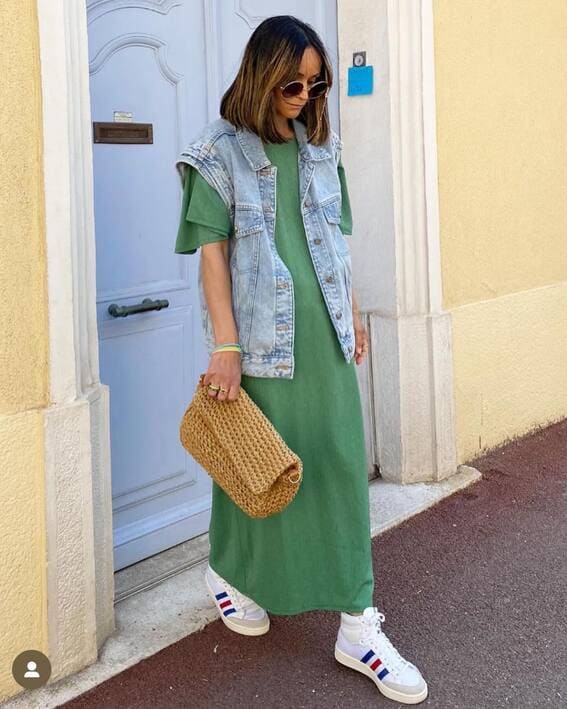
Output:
[4, 465, 481, 708]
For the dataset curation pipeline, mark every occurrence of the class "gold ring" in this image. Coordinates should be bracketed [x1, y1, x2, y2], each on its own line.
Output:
[219, 387, 228, 393]
[208, 383, 220, 391]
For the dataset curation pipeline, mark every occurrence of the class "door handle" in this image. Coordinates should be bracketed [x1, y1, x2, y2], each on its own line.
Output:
[107, 298, 169, 318]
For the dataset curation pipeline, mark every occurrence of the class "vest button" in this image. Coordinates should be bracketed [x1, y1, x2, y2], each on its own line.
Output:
[314, 238, 322, 245]
[325, 275, 334, 283]
[336, 312, 342, 319]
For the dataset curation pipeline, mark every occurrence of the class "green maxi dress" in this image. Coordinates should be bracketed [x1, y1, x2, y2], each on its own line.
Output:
[175, 134, 375, 615]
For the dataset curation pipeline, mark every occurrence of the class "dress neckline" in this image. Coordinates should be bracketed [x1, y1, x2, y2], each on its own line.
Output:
[263, 134, 297, 147]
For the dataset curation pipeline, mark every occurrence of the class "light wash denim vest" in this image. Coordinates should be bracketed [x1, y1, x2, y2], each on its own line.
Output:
[175, 117, 354, 379]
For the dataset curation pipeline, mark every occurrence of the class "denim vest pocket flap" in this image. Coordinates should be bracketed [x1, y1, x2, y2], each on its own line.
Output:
[322, 198, 341, 224]
[233, 205, 264, 238]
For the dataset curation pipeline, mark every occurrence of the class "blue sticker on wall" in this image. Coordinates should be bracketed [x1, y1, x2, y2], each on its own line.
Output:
[347, 65, 373, 96]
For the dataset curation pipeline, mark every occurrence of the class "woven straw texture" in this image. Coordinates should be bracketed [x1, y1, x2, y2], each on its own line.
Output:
[179, 375, 303, 518]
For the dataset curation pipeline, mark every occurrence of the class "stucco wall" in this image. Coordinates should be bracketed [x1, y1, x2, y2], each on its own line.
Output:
[0, 0, 49, 700]
[433, 0, 567, 461]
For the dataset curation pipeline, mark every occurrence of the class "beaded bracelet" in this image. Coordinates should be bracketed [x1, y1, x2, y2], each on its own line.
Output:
[213, 343, 242, 354]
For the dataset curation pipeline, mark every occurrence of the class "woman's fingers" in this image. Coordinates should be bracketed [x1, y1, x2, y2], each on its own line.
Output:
[216, 384, 230, 402]
[208, 380, 240, 401]
[217, 384, 240, 401]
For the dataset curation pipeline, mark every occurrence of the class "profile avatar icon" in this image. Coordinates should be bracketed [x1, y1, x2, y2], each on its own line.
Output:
[24, 660, 40, 678]
[12, 650, 51, 688]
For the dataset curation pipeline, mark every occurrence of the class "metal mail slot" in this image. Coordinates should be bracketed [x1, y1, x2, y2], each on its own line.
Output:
[93, 122, 153, 144]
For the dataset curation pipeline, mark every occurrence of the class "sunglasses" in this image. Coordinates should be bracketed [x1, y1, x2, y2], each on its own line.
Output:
[279, 79, 329, 100]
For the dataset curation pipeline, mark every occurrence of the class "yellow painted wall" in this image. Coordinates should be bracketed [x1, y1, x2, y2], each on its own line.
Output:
[0, 0, 49, 701]
[433, 0, 567, 462]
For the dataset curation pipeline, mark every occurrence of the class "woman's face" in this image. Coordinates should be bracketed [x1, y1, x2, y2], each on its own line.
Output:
[272, 46, 323, 120]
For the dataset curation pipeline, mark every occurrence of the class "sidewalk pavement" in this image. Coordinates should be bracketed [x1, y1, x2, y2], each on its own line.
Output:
[56, 418, 567, 708]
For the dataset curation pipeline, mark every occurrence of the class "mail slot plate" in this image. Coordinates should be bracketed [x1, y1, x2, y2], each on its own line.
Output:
[93, 122, 153, 144]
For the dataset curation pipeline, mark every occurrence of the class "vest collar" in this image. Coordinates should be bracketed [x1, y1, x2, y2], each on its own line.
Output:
[236, 118, 332, 171]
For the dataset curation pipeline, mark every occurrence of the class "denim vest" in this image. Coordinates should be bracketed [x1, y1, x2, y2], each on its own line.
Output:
[175, 117, 354, 379]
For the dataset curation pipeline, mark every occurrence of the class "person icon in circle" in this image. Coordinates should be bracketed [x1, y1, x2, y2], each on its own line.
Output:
[23, 661, 40, 678]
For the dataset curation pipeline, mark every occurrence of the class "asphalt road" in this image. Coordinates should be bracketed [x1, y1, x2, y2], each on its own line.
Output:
[62, 418, 567, 709]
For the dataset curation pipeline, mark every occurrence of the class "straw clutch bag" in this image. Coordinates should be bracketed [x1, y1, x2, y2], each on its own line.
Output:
[179, 374, 303, 518]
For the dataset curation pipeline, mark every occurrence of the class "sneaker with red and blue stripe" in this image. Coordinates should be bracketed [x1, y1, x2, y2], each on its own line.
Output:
[335, 607, 428, 704]
[205, 564, 270, 636]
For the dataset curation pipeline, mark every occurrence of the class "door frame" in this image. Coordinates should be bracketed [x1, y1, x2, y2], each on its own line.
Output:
[36, 0, 455, 680]
[37, 0, 114, 681]
[337, 0, 457, 483]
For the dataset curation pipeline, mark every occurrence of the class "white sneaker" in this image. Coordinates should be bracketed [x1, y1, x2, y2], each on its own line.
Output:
[205, 564, 270, 636]
[335, 607, 428, 704]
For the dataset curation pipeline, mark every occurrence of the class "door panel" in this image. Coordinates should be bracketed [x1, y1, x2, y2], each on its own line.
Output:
[87, 0, 339, 571]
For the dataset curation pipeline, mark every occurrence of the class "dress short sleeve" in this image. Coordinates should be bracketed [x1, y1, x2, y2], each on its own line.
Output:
[338, 160, 353, 236]
[174, 165, 231, 255]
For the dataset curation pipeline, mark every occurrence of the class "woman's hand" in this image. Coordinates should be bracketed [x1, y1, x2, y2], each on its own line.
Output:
[202, 351, 242, 401]
[353, 311, 369, 366]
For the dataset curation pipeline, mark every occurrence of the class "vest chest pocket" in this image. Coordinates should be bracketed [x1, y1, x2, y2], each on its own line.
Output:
[231, 204, 263, 273]
[233, 204, 264, 237]
[322, 196, 349, 256]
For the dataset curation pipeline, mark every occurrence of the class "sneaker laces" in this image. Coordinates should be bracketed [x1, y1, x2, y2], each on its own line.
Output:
[360, 607, 411, 678]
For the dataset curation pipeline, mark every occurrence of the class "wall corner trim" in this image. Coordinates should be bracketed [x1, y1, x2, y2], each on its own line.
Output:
[37, 0, 115, 681]
[378, 0, 456, 482]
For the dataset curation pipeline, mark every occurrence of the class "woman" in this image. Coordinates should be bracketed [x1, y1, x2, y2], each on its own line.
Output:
[175, 15, 427, 705]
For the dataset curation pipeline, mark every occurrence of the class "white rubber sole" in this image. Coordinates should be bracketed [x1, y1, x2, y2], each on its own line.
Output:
[205, 574, 270, 636]
[335, 645, 428, 705]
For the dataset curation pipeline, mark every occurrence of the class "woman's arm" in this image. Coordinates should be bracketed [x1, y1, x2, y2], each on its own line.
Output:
[352, 287, 360, 320]
[200, 241, 242, 400]
[201, 241, 238, 343]
[351, 288, 369, 366]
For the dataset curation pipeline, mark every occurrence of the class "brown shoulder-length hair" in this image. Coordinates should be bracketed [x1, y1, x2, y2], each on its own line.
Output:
[220, 15, 333, 145]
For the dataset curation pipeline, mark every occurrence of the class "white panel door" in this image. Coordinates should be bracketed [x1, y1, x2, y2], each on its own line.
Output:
[86, 0, 339, 571]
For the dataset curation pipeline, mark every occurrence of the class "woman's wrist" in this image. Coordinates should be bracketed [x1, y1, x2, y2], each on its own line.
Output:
[212, 342, 242, 354]
[352, 307, 362, 320]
